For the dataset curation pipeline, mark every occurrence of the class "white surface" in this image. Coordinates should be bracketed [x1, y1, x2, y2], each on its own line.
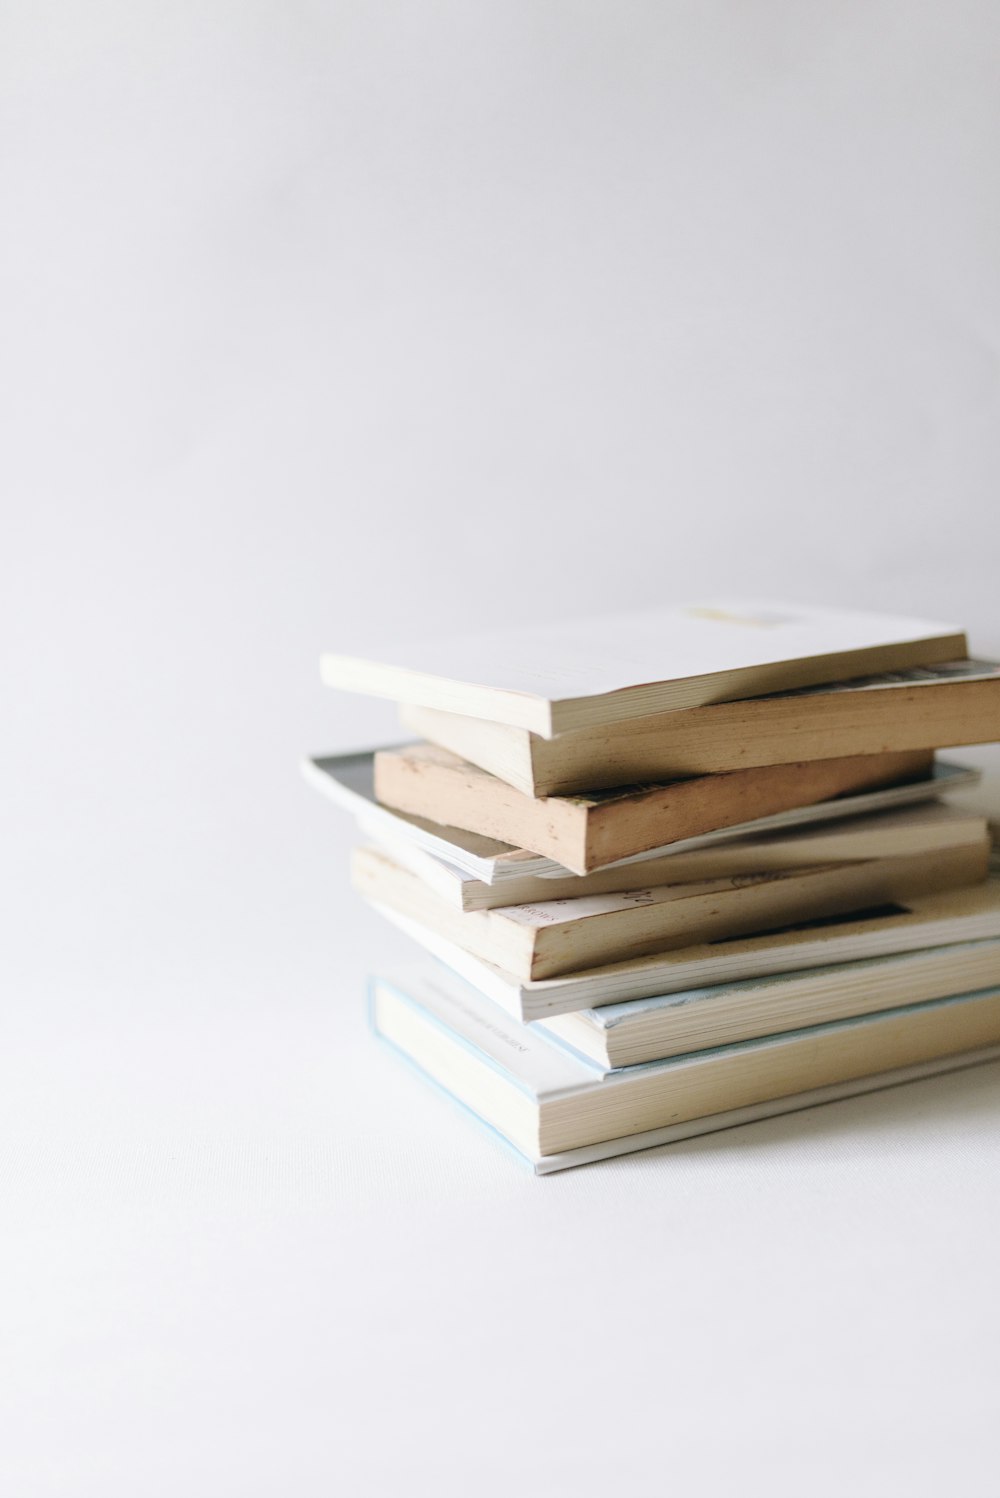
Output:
[3, 4, 1000, 1494]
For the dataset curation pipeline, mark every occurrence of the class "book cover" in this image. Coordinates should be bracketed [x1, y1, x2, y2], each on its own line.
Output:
[322, 600, 966, 735]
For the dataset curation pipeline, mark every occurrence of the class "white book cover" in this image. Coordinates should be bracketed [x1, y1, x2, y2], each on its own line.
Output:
[303, 750, 979, 885]
[322, 599, 965, 735]
[370, 959, 1000, 1173]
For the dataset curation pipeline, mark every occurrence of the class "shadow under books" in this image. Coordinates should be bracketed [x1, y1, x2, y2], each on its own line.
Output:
[610, 1058, 1000, 1171]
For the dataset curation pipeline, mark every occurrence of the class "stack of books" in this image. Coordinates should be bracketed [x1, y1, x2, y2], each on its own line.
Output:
[309, 600, 1000, 1172]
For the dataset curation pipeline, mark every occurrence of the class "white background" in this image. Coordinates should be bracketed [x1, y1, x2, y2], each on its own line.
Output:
[3, 4, 999, 1493]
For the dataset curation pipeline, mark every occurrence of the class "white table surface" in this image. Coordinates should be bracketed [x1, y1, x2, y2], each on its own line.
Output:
[3, 749, 999, 1497]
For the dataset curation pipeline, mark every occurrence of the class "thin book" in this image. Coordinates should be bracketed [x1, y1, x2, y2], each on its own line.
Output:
[303, 750, 981, 887]
[401, 659, 1000, 795]
[353, 836, 989, 980]
[371, 961, 1000, 1171]
[322, 600, 966, 736]
[539, 938, 1000, 1067]
[372, 877, 1000, 1020]
[374, 742, 935, 874]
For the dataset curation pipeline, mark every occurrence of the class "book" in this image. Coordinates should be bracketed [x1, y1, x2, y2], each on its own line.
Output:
[371, 877, 1000, 1020]
[371, 802, 991, 911]
[401, 659, 1000, 795]
[370, 961, 1000, 1171]
[539, 938, 1000, 1067]
[374, 742, 935, 875]
[303, 750, 981, 886]
[353, 838, 989, 980]
[322, 600, 966, 736]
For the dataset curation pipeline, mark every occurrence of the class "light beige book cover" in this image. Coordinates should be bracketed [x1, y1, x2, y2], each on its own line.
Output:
[323, 599, 966, 736]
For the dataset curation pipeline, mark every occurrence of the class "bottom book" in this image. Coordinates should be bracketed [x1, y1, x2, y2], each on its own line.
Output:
[369, 961, 1000, 1173]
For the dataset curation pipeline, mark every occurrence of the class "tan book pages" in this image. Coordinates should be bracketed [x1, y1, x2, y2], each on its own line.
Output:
[542, 938, 1000, 1068]
[372, 966, 1000, 1162]
[352, 838, 989, 980]
[402, 667, 1000, 795]
[381, 802, 990, 911]
[537, 990, 1000, 1154]
[373, 741, 935, 875]
[375, 879, 1000, 1020]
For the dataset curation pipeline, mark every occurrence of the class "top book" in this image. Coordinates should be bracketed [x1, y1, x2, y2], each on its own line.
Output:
[322, 600, 966, 737]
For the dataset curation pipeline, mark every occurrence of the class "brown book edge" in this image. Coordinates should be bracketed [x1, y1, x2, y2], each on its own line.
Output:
[523, 842, 988, 979]
[374, 744, 935, 875]
[406, 675, 1000, 795]
[580, 751, 936, 872]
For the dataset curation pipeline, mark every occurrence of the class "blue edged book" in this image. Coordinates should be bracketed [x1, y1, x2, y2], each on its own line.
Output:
[370, 959, 1000, 1174]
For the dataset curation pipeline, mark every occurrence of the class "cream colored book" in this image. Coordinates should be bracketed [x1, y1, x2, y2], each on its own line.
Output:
[374, 742, 935, 875]
[540, 938, 1000, 1067]
[305, 750, 979, 887]
[370, 962, 1000, 1166]
[372, 802, 990, 912]
[353, 839, 989, 980]
[401, 660, 1000, 795]
[372, 878, 1000, 1020]
[322, 600, 966, 737]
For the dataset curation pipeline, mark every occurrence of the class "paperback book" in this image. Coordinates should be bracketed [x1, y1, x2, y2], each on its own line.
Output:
[304, 750, 981, 887]
[352, 838, 989, 980]
[539, 938, 1000, 1067]
[366, 802, 989, 912]
[371, 960, 1000, 1172]
[401, 659, 1000, 795]
[373, 742, 935, 874]
[371, 878, 1000, 1020]
[322, 599, 966, 736]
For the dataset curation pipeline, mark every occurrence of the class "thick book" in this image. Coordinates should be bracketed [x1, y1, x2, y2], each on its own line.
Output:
[401, 659, 1000, 795]
[371, 802, 990, 912]
[371, 878, 1000, 1020]
[353, 838, 989, 980]
[370, 962, 1000, 1172]
[322, 600, 966, 737]
[539, 939, 1000, 1067]
[373, 742, 935, 875]
[303, 750, 981, 887]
